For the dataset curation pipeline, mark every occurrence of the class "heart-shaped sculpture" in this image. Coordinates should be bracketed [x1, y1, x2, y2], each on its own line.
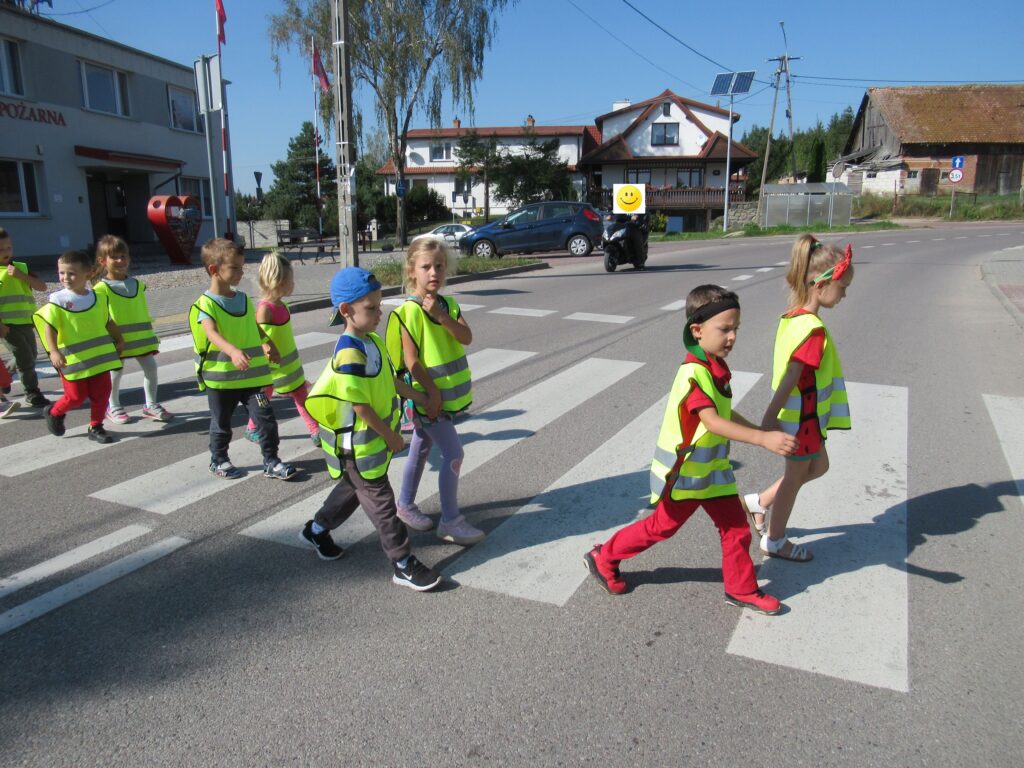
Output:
[147, 195, 202, 265]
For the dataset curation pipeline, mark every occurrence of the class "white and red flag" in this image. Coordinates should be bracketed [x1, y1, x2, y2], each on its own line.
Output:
[312, 43, 331, 93]
[215, 0, 227, 46]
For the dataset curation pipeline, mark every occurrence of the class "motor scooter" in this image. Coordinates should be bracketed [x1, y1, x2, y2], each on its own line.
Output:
[602, 213, 648, 272]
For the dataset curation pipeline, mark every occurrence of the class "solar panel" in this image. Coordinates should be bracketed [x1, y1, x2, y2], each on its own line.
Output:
[731, 71, 756, 94]
[710, 73, 734, 96]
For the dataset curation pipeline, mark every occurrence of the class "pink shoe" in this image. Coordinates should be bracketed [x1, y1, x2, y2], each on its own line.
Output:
[106, 407, 129, 424]
[141, 404, 173, 422]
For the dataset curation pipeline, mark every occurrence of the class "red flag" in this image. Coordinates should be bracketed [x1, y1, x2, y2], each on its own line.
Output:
[215, 0, 227, 46]
[312, 43, 330, 93]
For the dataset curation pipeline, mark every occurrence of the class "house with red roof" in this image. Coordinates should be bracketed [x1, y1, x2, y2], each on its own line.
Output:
[378, 89, 758, 230]
[839, 85, 1024, 196]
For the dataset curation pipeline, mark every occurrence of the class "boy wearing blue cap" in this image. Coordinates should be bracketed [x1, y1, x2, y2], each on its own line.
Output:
[302, 267, 441, 591]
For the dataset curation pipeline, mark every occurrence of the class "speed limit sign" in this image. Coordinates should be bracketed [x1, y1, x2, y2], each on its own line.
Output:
[949, 168, 964, 184]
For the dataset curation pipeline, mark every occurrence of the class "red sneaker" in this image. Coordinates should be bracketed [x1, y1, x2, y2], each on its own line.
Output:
[724, 589, 782, 615]
[584, 545, 627, 595]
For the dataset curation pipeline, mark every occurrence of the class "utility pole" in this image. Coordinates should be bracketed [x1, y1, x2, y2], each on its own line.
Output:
[757, 64, 782, 226]
[331, 0, 358, 267]
[779, 21, 801, 182]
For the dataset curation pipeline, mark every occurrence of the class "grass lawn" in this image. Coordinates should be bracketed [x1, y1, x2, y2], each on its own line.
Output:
[369, 254, 539, 288]
[649, 220, 902, 243]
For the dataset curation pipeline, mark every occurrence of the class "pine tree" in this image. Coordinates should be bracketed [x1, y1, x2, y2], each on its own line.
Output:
[263, 122, 337, 234]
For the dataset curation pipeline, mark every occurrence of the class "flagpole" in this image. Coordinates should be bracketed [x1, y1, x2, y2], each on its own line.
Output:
[215, 1, 235, 240]
[312, 36, 323, 238]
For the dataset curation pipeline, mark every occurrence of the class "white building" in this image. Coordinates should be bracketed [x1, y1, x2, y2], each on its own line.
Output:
[376, 115, 592, 218]
[1, 4, 222, 258]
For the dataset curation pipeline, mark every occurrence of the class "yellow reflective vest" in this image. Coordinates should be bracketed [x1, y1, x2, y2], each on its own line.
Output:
[649, 361, 736, 504]
[305, 332, 401, 480]
[189, 292, 272, 391]
[95, 278, 159, 357]
[258, 301, 305, 394]
[33, 292, 122, 381]
[772, 312, 851, 437]
[385, 295, 472, 415]
[0, 261, 37, 325]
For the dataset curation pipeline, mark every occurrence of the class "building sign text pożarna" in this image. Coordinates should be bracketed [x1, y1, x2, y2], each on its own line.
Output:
[0, 100, 67, 126]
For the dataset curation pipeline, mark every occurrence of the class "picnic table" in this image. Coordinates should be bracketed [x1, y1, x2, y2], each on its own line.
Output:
[275, 227, 338, 264]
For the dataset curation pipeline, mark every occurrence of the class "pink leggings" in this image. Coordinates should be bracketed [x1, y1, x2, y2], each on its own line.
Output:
[247, 381, 318, 435]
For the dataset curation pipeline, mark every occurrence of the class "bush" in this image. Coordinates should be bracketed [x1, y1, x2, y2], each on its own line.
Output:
[649, 210, 667, 232]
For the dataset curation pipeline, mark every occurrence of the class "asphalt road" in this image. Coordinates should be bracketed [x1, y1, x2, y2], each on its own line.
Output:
[1, 221, 1022, 766]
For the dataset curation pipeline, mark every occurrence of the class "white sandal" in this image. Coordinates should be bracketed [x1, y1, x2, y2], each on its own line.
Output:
[760, 535, 813, 562]
[743, 492, 769, 536]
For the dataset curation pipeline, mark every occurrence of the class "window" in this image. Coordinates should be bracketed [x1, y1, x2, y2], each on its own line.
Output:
[429, 143, 452, 161]
[906, 170, 919, 179]
[626, 168, 651, 185]
[651, 123, 678, 146]
[676, 168, 704, 188]
[0, 159, 40, 214]
[662, 102, 671, 117]
[506, 206, 539, 225]
[180, 177, 213, 218]
[81, 62, 130, 116]
[541, 203, 574, 220]
[1, 39, 24, 96]
[866, 171, 878, 179]
[168, 85, 201, 133]
[454, 176, 471, 194]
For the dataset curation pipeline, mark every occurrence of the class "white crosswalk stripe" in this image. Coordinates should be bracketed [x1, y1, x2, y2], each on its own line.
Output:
[446, 372, 762, 604]
[728, 381, 910, 692]
[240, 356, 643, 549]
[564, 312, 632, 324]
[0, 333, 338, 474]
[983, 394, 1024, 502]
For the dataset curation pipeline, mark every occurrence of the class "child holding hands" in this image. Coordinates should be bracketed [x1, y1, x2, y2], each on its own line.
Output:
[0, 227, 50, 409]
[302, 267, 441, 592]
[385, 237, 482, 545]
[585, 284, 797, 614]
[743, 235, 854, 562]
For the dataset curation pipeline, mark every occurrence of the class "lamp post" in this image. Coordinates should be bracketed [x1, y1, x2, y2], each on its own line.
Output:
[254, 171, 263, 202]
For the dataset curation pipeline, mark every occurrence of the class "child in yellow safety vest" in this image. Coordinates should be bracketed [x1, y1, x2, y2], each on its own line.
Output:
[385, 237, 483, 546]
[301, 267, 441, 591]
[742, 235, 854, 563]
[33, 250, 125, 443]
[243, 252, 319, 446]
[93, 235, 172, 424]
[0, 227, 51, 409]
[584, 284, 798, 615]
[189, 238, 297, 481]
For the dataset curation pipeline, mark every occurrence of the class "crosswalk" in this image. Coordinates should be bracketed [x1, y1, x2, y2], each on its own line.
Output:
[2, 334, 1022, 697]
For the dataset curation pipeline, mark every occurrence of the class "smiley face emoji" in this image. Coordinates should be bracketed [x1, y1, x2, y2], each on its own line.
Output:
[616, 184, 643, 212]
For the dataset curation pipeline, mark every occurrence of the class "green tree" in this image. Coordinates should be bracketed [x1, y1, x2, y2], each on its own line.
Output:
[263, 121, 338, 234]
[234, 190, 261, 222]
[268, 0, 515, 246]
[807, 138, 826, 183]
[456, 129, 501, 222]
[490, 136, 572, 209]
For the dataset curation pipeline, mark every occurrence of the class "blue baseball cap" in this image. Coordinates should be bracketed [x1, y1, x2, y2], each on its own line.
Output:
[328, 267, 381, 326]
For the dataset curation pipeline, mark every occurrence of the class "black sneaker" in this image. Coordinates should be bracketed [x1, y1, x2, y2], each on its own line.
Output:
[45, 407, 65, 436]
[87, 425, 114, 444]
[264, 460, 298, 480]
[26, 391, 51, 409]
[392, 555, 441, 592]
[299, 520, 343, 560]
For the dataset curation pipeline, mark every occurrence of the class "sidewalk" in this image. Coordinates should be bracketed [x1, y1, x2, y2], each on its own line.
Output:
[981, 247, 1024, 331]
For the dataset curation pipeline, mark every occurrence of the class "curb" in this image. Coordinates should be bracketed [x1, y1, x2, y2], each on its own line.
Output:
[151, 260, 550, 339]
[981, 252, 1024, 332]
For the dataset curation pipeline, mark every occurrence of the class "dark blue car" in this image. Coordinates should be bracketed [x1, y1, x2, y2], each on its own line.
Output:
[459, 201, 603, 258]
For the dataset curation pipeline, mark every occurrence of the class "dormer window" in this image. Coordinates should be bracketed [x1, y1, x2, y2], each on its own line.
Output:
[430, 143, 452, 161]
[652, 123, 678, 146]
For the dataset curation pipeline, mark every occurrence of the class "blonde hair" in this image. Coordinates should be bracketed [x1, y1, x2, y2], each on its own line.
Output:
[257, 251, 293, 298]
[403, 236, 457, 293]
[786, 234, 848, 309]
[200, 237, 243, 271]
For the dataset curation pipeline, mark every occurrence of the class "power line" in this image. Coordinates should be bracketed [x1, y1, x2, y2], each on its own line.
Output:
[566, 0, 707, 94]
[41, 0, 118, 16]
[795, 74, 1024, 84]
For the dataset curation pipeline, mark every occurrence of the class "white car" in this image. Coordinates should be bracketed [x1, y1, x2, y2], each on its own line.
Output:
[413, 223, 475, 243]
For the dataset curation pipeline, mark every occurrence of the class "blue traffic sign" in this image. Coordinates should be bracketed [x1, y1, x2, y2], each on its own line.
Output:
[396, 180, 406, 198]
[951, 156, 965, 170]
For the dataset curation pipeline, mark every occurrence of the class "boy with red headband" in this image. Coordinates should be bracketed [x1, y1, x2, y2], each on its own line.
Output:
[584, 284, 798, 614]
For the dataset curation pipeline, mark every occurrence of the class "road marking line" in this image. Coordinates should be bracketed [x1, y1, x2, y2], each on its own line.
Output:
[453, 303, 485, 311]
[660, 300, 686, 311]
[0, 524, 152, 600]
[756, 267, 774, 272]
[0, 334, 339, 476]
[158, 333, 198, 352]
[564, 312, 633, 324]
[931, 238, 946, 241]
[995, 233, 1010, 236]
[907, 240, 920, 243]
[979, 234, 992, 238]
[240, 356, 644, 550]
[728, 381, 909, 692]
[445, 372, 761, 605]
[955, 236, 968, 239]
[983, 395, 1024, 503]
[775, 260, 789, 266]
[0, 536, 189, 637]
[489, 307, 557, 318]
[881, 243, 896, 246]
[862, 245, 875, 249]
[733, 274, 753, 281]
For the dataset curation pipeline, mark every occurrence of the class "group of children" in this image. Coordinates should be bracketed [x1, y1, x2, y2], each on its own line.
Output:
[1, 226, 853, 606]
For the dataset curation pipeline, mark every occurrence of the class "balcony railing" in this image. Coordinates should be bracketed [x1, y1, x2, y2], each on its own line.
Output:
[598, 185, 746, 210]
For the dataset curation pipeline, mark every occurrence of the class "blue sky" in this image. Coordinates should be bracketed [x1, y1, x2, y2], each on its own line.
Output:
[41, 0, 1024, 194]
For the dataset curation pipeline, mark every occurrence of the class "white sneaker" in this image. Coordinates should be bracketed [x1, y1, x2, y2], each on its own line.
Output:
[396, 503, 434, 531]
[0, 399, 20, 419]
[436, 515, 485, 546]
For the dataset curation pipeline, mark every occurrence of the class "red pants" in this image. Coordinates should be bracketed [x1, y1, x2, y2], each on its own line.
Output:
[51, 371, 112, 427]
[602, 494, 758, 597]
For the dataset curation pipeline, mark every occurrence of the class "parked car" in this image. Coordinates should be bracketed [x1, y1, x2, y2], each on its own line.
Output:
[412, 223, 475, 243]
[458, 201, 603, 258]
